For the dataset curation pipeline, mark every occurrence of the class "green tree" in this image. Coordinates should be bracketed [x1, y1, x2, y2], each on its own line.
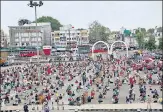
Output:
[157, 27, 162, 32]
[135, 30, 144, 48]
[145, 35, 156, 51]
[100, 26, 110, 42]
[147, 28, 155, 34]
[158, 37, 163, 49]
[135, 28, 146, 35]
[140, 28, 146, 35]
[34, 16, 62, 31]
[88, 21, 110, 43]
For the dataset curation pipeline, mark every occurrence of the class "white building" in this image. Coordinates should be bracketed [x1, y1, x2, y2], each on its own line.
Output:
[0, 30, 8, 48]
[52, 25, 89, 52]
[8, 22, 51, 47]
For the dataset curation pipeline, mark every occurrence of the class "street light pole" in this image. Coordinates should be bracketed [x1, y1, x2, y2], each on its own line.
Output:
[28, 1, 43, 64]
[28, 1, 43, 81]
[34, 4, 39, 64]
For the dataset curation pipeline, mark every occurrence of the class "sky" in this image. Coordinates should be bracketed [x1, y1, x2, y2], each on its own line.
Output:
[1, 1, 162, 34]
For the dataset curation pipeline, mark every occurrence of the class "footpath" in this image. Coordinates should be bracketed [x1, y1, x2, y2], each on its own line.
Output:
[1, 103, 162, 111]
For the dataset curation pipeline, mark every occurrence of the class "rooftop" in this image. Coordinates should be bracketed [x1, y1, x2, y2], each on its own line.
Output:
[8, 22, 51, 27]
[24, 22, 51, 26]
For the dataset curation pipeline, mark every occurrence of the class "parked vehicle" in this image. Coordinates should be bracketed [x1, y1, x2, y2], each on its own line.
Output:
[0, 57, 9, 66]
[7, 54, 15, 59]
[19, 50, 41, 57]
[30, 56, 50, 63]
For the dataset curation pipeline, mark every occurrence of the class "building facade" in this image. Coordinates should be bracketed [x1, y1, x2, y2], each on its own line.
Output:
[0, 29, 8, 48]
[52, 25, 89, 52]
[8, 22, 51, 48]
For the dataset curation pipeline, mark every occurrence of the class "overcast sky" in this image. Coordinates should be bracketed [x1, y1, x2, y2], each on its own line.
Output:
[1, 1, 162, 34]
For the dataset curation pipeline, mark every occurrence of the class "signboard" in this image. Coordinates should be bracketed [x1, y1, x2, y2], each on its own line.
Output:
[124, 30, 131, 36]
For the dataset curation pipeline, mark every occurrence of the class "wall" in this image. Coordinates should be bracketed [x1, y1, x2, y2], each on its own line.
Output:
[0, 51, 9, 59]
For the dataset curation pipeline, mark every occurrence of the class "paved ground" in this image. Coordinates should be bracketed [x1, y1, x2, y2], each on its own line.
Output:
[1, 50, 162, 111]
[1, 103, 162, 111]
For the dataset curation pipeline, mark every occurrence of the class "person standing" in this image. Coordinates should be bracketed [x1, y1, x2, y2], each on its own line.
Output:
[147, 95, 152, 111]
[23, 103, 29, 112]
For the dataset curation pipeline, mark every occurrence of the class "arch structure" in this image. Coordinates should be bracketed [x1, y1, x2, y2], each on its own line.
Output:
[92, 41, 110, 60]
[110, 41, 129, 57]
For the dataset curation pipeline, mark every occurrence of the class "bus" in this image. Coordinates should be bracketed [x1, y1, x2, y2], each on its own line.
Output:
[19, 50, 41, 57]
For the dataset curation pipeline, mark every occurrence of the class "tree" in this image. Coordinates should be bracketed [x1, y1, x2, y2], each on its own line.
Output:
[147, 28, 155, 34]
[34, 16, 62, 31]
[157, 27, 162, 32]
[100, 26, 110, 42]
[158, 37, 163, 49]
[140, 28, 146, 35]
[136, 31, 145, 48]
[145, 35, 156, 51]
[18, 19, 31, 26]
[88, 21, 110, 43]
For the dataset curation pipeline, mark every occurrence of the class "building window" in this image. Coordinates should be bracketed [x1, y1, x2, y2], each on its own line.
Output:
[31, 33, 36, 36]
[22, 38, 25, 41]
[15, 33, 19, 37]
[39, 33, 42, 36]
[24, 33, 28, 37]
[67, 38, 71, 40]
[38, 37, 41, 41]
[15, 38, 19, 42]
[26, 38, 29, 41]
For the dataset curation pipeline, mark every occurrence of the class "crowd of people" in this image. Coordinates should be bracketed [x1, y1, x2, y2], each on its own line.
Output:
[0, 51, 162, 112]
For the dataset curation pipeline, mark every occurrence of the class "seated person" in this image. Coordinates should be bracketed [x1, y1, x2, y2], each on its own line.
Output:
[87, 96, 91, 102]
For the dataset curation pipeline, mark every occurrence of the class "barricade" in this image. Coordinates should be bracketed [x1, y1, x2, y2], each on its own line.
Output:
[1, 110, 20, 112]
[79, 109, 163, 112]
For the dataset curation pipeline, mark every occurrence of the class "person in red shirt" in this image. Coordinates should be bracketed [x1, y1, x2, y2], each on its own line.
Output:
[47, 93, 51, 101]
[90, 79, 93, 86]
[91, 90, 95, 99]
[129, 77, 134, 88]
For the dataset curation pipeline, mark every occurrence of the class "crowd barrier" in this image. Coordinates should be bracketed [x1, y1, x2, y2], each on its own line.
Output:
[79, 109, 163, 112]
[1, 103, 162, 112]
[1, 109, 163, 112]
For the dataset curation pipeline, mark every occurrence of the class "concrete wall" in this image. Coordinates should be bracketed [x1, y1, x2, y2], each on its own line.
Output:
[0, 51, 9, 59]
